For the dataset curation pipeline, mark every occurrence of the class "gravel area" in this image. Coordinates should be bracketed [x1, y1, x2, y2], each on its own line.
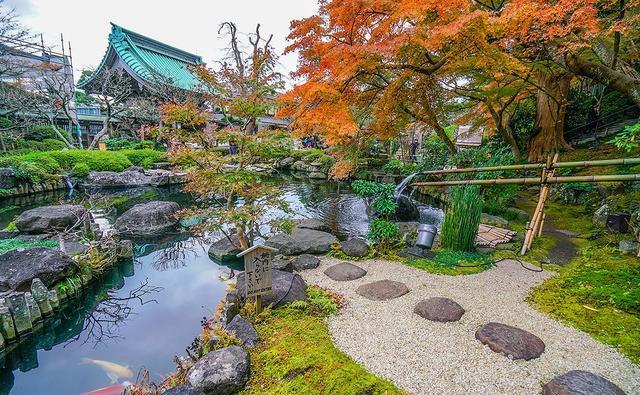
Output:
[301, 257, 640, 395]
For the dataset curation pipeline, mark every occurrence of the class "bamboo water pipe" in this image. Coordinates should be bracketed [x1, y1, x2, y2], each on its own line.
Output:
[411, 173, 640, 187]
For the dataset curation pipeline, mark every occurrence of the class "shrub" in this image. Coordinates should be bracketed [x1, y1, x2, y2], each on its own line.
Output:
[40, 138, 67, 151]
[441, 185, 483, 252]
[352, 180, 399, 243]
[27, 125, 71, 142]
[368, 218, 398, 242]
[72, 163, 90, 178]
[121, 149, 167, 168]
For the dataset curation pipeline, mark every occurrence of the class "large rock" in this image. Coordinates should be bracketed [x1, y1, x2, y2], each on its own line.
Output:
[236, 269, 306, 308]
[208, 236, 241, 263]
[272, 255, 293, 272]
[291, 254, 320, 271]
[225, 315, 259, 347]
[356, 280, 409, 301]
[295, 218, 332, 233]
[414, 297, 465, 322]
[188, 346, 250, 395]
[85, 169, 153, 187]
[481, 213, 509, 227]
[324, 262, 367, 281]
[397, 221, 419, 238]
[393, 195, 420, 221]
[162, 385, 204, 395]
[0, 248, 77, 291]
[340, 238, 369, 258]
[15, 204, 87, 234]
[266, 228, 336, 255]
[114, 201, 180, 237]
[0, 168, 16, 189]
[475, 322, 545, 360]
[543, 370, 625, 395]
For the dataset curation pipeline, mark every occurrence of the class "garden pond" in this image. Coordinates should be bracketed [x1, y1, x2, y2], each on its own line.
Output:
[0, 175, 443, 395]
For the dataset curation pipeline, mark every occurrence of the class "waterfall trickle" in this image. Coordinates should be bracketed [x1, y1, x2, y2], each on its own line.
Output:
[61, 174, 74, 198]
[394, 172, 419, 200]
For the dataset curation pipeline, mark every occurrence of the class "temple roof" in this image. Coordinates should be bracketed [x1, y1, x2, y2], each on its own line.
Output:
[78, 23, 203, 91]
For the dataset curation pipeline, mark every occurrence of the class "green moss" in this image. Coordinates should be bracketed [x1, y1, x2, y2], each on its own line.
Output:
[0, 239, 58, 254]
[530, 244, 640, 363]
[402, 250, 493, 275]
[241, 286, 401, 395]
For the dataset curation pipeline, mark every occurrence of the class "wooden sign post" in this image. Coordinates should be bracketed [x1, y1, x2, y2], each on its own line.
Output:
[237, 244, 278, 313]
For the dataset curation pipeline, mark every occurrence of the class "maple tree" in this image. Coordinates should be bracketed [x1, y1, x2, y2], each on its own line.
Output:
[282, 0, 640, 162]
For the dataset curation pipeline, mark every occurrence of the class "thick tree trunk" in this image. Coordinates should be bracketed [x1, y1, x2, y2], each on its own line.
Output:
[565, 52, 640, 108]
[528, 71, 573, 162]
[50, 122, 75, 149]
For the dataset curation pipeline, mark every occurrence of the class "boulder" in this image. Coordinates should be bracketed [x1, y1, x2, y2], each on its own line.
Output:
[340, 238, 369, 258]
[225, 315, 259, 347]
[125, 166, 145, 173]
[114, 201, 180, 237]
[619, 240, 638, 255]
[397, 221, 420, 238]
[208, 236, 242, 263]
[162, 385, 204, 395]
[593, 204, 609, 228]
[236, 270, 306, 308]
[505, 207, 528, 219]
[356, 280, 409, 301]
[0, 230, 19, 240]
[393, 195, 420, 221]
[291, 254, 320, 271]
[324, 262, 367, 281]
[481, 213, 509, 227]
[475, 322, 545, 360]
[414, 297, 465, 322]
[85, 169, 154, 187]
[266, 228, 336, 255]
[0, 248, 77, 291]
[543, 370, 625, 395]
[0, 168, 15, 189]
[272, 255, 293, 272]
[188, 346, 250, 395]
[295, 218, 332, 233]
[15, 204, 87, 234]
[308, 172, 327, 179]
[276, 157, 296, 169]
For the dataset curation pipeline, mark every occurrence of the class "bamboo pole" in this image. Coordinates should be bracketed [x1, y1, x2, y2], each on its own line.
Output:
[526, 153, 559, 252]
[521, 155, 555, 255]
[538, 214, 546, 237]
[411, 173, 640, 187]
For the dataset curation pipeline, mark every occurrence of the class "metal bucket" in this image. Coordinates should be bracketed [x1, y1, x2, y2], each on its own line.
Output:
[416, 224, 437, 249]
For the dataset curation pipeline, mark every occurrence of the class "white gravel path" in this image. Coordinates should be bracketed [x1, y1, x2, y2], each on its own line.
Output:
[300, 257, 640, 395]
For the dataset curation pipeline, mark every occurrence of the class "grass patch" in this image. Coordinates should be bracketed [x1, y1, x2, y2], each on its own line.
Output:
[403, 250, 493, 275]
[0, 239, 58, 254]
[241, 286, 401, 394]
[529, 243, 640, 364]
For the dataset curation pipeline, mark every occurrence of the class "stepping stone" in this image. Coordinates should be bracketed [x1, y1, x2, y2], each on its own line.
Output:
[414, 297, 465, 322]
[356, 280, 409, 301]
[543, 370, 626, 395]
[475, 322, 545, 360]
[324, 262, 367, 281]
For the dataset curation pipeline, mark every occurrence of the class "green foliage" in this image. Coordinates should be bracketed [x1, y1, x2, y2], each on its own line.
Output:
[419, 133, 450, 171]
[441, 185, 483, 252]
[240, 286, 400, 395]
[352, 180, 399, 243]
[4, 221, 17, 231]
[121, 149, 167, 168]
[382, 159, 419, 175]
[0, 239, 58, 255]
[609, 122, 640, 152]
[104, 138, 157, 151]
[404, 250, 493, 275]
[72, 163, 90, 178]
[368, 218, 399, 242]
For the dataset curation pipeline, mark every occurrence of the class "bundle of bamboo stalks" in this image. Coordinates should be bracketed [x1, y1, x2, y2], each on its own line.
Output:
[476, 224, 518, 248]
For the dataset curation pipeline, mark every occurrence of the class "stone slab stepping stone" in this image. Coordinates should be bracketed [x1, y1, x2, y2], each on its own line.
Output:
[475, 322, 545, 360]
[414, 297, 465, 322]
[543, 370, 626, 395]
[356, 280, 409, 301]
[324, 262, 367, 281]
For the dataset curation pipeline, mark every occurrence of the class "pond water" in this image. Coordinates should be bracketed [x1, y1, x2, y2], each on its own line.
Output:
[0, 175, 442, 395]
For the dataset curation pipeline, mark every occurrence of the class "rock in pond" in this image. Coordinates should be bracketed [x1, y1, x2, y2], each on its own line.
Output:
[225, 315, 259, 347]
[266, 228, 336, 255]
[0, 248, 77, 291]
[208, 236, 241, 263]
[356, 280, 409, 301]
[85, 169, 153, 187]
[162, 385, 204, 395]
[295, 218, 332, 233]
[114, 201, 180, 237]
[475, 322, 545, 360]
[393, 195, 420, 221]
[0, 168, 16, 189]
[543, 370, 625, 395]
[414, 297, 465, 322]
[15, 204, 87, 234]
[340, 238, 369, 258]
[188, 346, 250, 395]
[292, 254, 320, 271]
[236, 270, 306, 308]
[324, 262, 367, 281]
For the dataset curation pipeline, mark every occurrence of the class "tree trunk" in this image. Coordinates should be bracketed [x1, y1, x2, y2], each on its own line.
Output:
[527, 71, 573, 162]
[88, 113, 111, 150]
[50, 122, 75, 149]
[565, 52, 640, 108]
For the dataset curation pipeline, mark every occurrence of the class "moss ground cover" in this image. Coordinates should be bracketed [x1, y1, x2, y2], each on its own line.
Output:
[241, 286, 402, 395]
[402, 250, 493, 275]
[0, 239, 58, 254]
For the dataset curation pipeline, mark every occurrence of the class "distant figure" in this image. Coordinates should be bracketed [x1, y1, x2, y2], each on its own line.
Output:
[229, 140, 238, 155]
[410, 139, 420, 161]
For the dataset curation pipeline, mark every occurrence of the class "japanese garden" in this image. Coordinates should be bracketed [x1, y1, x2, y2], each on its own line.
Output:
[0, 0, 639, 394]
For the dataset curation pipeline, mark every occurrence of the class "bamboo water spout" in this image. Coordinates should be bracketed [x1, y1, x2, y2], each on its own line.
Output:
[411, 174, 640, 187]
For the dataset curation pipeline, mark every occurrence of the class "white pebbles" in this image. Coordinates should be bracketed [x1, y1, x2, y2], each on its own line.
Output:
[300, 257, 640, 395]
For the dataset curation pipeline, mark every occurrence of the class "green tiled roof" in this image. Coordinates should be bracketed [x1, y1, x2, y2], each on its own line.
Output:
[78, 23, 203, 91]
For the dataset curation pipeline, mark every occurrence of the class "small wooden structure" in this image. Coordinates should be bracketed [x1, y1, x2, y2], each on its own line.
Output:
[476, 224, 517, 248]
[237, 244, 278, 312]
